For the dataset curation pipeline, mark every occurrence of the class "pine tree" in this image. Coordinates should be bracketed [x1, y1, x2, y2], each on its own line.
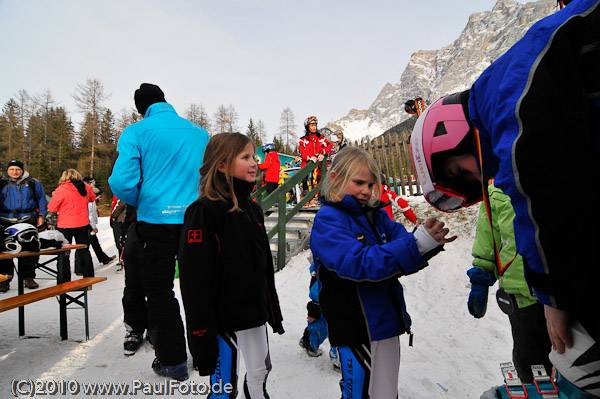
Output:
[246, 118, 262, 148]
[272, 135, 284, 153]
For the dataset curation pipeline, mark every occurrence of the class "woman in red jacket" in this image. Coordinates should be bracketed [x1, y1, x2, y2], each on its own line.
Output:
[48, 169, 96, 278]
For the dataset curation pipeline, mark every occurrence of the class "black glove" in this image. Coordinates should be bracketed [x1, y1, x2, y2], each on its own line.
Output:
[306, 301, 322, 319]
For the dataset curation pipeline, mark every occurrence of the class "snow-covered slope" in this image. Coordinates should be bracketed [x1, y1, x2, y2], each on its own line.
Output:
[0, 199, 519, 398]
[330, 0, 556, 142]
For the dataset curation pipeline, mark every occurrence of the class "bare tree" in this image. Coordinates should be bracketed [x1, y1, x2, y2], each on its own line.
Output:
[72, 78, 110, 177]
[213, 104, 228, 134]
[226, 104, 239, 132]
[185, 103, 212, 134]
[33, 89, 58, 145]
[256, 119, 267, 144]
[278, 107, 297, 153]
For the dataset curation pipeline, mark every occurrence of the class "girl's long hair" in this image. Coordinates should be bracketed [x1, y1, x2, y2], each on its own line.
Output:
[58, 169, 82, 185]
[199, 132, 253, 212]
[320, 146, 382, 207]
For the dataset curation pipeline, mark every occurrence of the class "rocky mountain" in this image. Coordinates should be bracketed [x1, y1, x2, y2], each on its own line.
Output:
[329, 0, 556, 141]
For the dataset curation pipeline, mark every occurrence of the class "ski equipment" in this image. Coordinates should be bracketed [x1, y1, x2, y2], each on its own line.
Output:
[304, 116, 318, 130]
[262, 143, 275, 153]
[1, 223, 40, 253]
[410, 91, 481, 212]
[124, 331, 145, 356]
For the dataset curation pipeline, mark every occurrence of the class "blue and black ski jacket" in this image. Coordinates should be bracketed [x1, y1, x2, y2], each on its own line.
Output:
[310, 195, 427, 346]
[468, 0, 600, 338]
[0, 172, 47, 222]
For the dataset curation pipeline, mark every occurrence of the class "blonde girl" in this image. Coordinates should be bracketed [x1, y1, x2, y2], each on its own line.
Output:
[179, 132, 284, 399]
[311, 146, 455, 398]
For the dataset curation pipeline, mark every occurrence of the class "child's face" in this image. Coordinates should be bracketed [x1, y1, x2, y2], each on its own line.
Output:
[230, 142, 258, 183]
[344, 168, 376, 206]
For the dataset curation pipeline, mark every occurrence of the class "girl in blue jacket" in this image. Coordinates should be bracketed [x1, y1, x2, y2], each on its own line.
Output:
[310, 146, 456, 398]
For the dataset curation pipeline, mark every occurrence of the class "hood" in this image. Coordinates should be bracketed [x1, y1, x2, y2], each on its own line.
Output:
[11, 170, 31, 185]
[66, 179, 88, 197]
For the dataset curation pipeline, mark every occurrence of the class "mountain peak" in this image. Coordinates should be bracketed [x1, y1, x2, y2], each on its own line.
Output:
[333, 0, 555, 142]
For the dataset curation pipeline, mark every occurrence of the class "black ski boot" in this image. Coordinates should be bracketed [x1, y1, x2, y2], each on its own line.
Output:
[124, 331, 144, 356]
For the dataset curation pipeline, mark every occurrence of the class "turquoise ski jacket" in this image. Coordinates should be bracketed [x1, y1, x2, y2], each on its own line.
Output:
[109, 103, 209, 224]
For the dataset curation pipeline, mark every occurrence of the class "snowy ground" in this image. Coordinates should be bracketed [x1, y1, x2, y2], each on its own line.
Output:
[0, 196, 515, 398]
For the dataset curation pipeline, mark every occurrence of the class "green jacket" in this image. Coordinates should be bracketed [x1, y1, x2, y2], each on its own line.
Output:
[471, 184, 537, 309]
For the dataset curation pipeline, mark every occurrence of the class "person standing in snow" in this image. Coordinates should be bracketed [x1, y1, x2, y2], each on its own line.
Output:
[298, 116, 332, 196]
[298, 260, 341, 371]
[311, 146, 456, 398]
[0, 160, 48, 292]
[179, 133, 284, 399]
[47, 169, 96, 278]
[258, 143, 281, 196]
[468, 181, 552, 383]
[410, 1, 600, 394]
[109, 83, 209, 381]
[82, 177, 116, 266]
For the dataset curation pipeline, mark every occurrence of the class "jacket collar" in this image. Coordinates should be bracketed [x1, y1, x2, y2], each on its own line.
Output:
[145, 102, 176, 118]
[322, 194, 387, 217]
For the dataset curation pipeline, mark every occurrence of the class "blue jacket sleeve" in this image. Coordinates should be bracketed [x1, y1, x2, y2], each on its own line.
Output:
[109, 125, 141, 206]
[311, 208, 426, 282]
[35, 181, 48, 216]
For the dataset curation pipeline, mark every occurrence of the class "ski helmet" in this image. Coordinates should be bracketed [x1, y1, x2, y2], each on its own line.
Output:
[410, 90, 480, 212]
[1, 223, 40, 253]
[262, 143, 275, 153]
[304, 116, 318, 131]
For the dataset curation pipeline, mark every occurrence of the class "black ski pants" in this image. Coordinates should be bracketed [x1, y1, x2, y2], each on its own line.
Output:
[135, 222, 187, 367]
[121, 222, 147, 334]
[59, 226, 94, 278]
[88, 230, 111, 264]
[508, 301, 553, 383]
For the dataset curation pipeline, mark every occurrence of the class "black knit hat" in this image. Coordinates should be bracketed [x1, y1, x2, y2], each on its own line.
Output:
[134, 83, 166, 116]
[7, 160, 24, 171]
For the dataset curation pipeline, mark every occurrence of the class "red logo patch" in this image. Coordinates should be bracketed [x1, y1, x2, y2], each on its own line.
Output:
[188, 230, 202, 243]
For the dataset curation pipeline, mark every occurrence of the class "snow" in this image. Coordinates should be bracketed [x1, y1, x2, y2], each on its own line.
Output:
[0, 196, 515, 398]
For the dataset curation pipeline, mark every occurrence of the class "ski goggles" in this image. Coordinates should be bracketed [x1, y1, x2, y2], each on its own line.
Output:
[424, 184, 480, 213]
[3, 241, 22, 253]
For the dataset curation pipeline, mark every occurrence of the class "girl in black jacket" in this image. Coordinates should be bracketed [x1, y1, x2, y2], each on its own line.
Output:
[179, 132, 284, 399]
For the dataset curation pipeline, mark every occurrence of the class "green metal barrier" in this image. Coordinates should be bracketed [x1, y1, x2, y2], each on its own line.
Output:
[252, 158, 327, 271]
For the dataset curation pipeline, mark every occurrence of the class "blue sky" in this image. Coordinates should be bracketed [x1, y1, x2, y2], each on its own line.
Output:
[0, 0, 515, 140]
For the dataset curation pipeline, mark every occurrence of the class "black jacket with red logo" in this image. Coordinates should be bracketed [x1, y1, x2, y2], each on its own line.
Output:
[178, 177, 283, 376]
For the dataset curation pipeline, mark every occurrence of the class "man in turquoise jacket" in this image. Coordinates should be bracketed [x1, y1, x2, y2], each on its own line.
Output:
[109, 83, 209, 381]
[468, 183, 551, 383]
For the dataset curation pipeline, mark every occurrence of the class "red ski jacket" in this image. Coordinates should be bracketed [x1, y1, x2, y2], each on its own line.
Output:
[298, 132, 332, 167]
[380, 185, 417, 224]
[258, 152, 281, 183]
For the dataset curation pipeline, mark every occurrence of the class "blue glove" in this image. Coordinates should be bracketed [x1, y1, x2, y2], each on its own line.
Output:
[467, 267, 496, 318]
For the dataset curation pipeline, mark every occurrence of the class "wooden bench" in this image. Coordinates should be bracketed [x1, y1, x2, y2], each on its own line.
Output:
[0, 277, 106, 340]
[0, 245, 107, 340]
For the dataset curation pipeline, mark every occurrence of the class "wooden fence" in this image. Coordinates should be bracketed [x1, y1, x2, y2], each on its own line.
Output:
[348, 132, 422, 197]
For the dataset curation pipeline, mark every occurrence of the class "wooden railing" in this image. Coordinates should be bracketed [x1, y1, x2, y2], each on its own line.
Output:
[252, 158, 327, 271]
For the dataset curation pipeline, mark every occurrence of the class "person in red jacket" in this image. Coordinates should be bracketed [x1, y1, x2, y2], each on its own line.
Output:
[298, 116, 332, 195]
[380, 181, 418, 224]
[258, 143, 281, 196]
[47, 169, 96, 278]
